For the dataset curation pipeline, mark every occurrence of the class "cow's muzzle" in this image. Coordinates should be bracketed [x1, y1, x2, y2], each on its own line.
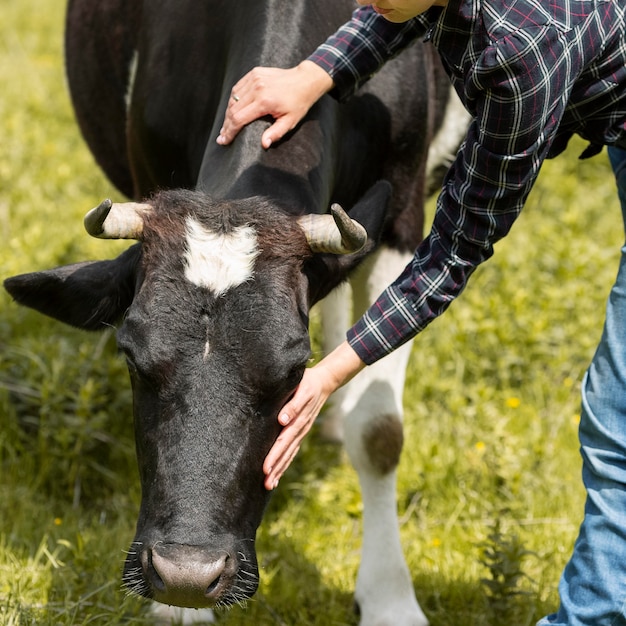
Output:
[124, 541, 259, 608]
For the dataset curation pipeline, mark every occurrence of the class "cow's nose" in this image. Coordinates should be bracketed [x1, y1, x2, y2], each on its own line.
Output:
[145, 543, 233, 607]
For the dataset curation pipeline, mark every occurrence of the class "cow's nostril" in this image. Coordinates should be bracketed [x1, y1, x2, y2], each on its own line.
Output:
[206, 573, 221, 595]
[147, 543, 230, 607]
[205, 552, 232, 595]
[145, 549, 166, 592]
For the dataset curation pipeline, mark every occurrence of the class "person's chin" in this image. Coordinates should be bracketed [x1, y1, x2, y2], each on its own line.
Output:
[380, 10, 415, 22]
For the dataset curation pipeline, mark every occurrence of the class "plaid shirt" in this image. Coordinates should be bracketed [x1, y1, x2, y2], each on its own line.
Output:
[309, 1, 626, 365]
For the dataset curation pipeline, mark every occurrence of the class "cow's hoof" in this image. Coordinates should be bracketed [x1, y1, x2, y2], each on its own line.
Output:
[150, 603, 215, 624]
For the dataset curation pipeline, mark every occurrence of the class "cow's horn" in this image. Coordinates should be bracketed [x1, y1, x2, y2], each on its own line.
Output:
[84, 199, 151, 239]
[298, 204, 367, 254]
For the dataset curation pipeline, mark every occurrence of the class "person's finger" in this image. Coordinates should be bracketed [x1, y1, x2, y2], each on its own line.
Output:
[260, 115, 300, 148]
[263, 412, 304, 475]
[219, 79, 283, 144]
[217, 74, 264, 144]
[263, 428, 304, 490]
[264, 445, 300, 490]
[228, 82, 257, 113]
[263, 404, 313, 488]
[228, 68, 261, 105]
[217, 101, 259, 145]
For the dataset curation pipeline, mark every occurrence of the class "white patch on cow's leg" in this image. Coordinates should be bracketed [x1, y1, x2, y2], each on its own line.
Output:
[343, 348, 428, 626]
[318, 282, 353, 441]
[183, 217, 259, 296]
[339, 246, 429, 626]
[150, 603, 215, 624]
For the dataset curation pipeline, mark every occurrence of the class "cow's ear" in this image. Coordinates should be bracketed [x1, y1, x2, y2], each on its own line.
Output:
[343, 179, 390, 243]
[304, 180, 391, 305]
[3, 244, 141, 331]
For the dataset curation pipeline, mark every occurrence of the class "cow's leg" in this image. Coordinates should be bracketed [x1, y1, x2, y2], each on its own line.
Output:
[333, 246, 428, 626]
[150, 603, 215, 624]
[319, 282, 353, 441]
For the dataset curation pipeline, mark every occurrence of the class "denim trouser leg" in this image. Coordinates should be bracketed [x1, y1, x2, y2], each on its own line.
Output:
[537, 146, 626, 625]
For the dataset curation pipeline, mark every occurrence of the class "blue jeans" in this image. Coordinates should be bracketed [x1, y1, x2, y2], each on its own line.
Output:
[538, 146, 626, 625]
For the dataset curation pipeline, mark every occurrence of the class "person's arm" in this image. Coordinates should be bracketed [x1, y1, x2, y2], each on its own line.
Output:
[262, 25, 577, 488]
[347, 26, 575, 365]
[309, 5, 431, 101]
[262, 341, 365, 490]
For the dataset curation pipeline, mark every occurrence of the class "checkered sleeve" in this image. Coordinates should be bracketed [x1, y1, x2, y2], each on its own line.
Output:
[348, 24, 577, 364]
[307, 6, 430, 101]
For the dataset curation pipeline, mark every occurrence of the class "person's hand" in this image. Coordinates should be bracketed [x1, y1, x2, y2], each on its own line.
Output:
[216, 60, 334, 149]
[263, 341, 366, 490]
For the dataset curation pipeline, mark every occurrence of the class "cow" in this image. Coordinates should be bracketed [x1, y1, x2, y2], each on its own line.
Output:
[4, 0, 469, 624]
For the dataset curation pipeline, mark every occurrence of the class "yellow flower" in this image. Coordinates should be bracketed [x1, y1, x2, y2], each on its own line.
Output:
[506, 397, 521, 409]
[475, 441, 486, 453]
[54, 517, 62, 526]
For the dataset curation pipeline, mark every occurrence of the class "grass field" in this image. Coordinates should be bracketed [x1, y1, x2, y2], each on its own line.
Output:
[1, 1, 623, 625]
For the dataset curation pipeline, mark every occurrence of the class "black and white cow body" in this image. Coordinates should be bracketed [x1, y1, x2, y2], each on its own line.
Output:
[5, 1, 469, 624]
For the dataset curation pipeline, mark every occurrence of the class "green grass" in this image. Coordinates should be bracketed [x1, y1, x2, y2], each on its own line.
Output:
[0, 0, 622, 624]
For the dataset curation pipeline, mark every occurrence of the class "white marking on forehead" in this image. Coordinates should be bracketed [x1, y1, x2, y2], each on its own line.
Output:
[183, 216, 259, 296]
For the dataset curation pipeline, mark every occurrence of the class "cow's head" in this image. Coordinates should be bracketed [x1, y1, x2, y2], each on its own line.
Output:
[3, 182, 390, 609]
